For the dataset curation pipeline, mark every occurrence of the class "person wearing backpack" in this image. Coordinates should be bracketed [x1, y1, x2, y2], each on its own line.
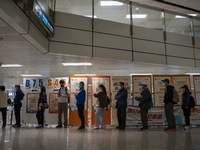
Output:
[181, 85, 192, 130]
[12, 85, 24, 128]
[162, 79, 176, 132]
[135, 82, 152, 131]
[93, 84, 107, 130]
[56, 80, 70, 128]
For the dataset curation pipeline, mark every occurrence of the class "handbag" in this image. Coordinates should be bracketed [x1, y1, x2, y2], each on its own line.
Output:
[41, 103, 49, 109]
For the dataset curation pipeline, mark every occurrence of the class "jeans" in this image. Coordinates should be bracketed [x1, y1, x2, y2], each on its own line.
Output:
[117, 107, 126, 128]
[164, 103, 176, 129]
[95, 107, 105, 128]
[14, 103, 22, 125]
[58, 102, 68, 126]
[77, 104, 85, 126]
[36, 109, 45, 126]
[141, 108, 148, 128]
[0, 108, 7, 127]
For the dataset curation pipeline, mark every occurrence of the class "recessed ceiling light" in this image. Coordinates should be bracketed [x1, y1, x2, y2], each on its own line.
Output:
[74, 74, 96, 76]
[100, 1, 123, 6]
[21, 74, 43, 77]
[126, 14, 147, 19]
[188, 14, 197, 16]
[130, 73, 152, 76]
[185, 73, 200, 75]
[1, 64, 22, 67]
[175, 15, 186, 18]
[62, 63, 92, 66]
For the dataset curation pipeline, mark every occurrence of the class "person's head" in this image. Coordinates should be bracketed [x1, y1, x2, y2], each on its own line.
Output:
[15, 85, 20, 90]
[119, 82, 125, 90]
[139, 82, 147, 89]
[0, 85, 5, 91]
[181, 85, 189, 93]
[162, 79, 170, 87]
[59, 80, 65, 88]
[98, 84, 107, 94]
[79, 81, 84, 88]
[40, 86, 46, 94]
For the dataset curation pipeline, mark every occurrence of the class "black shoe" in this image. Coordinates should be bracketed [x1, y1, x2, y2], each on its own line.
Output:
[119, 127, 125, 130]
[140, 127, 148, 131]
[12, 124, 21, 128]
[116, 126, 120, 129]
[2, 126, 6, 129]
[56, 125, 63, 128]
[77, 126, 85, 130]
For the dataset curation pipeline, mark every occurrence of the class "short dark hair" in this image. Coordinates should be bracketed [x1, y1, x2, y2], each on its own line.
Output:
[80, 81, 84, 86]
[15, 85, 20, 89]
[119, 82, 125, 86]
[0, 85, 5, 91]
[59, 80, 65, 84]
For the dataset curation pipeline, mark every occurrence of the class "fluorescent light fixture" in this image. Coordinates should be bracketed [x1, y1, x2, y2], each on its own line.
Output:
[188, 14, 197, 16]
[85, 15, 97, 18]
[175, 15, 186, 18]
[1, 64, 22, 67]
[62, 63, 92, 66]
[21, 74, 43, 77]
[126, 14, 147, 19]
[74, 74, 96, 76]
[185, 73, 200, 75]
[100, 1, 123, 6]
[130, 73, 152, 76]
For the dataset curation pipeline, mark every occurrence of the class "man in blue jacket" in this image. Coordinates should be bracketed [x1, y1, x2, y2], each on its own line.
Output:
[13, 85, 24, 128]
[75, 81, 86, 130]
[115, 82, 128, 130]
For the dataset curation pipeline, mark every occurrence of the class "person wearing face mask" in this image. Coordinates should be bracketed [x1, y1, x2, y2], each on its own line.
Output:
[56, 80, 70, 128]
[75, 81, 86, 130]
[115, 82, 128, 130]
[135, 82, 152, 131]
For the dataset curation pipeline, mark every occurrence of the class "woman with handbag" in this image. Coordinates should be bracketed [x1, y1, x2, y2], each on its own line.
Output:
[36, 86, 47, 128]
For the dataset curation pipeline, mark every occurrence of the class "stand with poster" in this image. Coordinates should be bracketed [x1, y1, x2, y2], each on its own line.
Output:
[91, 76, 111, 125]
[69, 76, 88, 125]
[26, 93, 40, 113]
[193, 75, 200, 106]
[49, 93, 59, 113]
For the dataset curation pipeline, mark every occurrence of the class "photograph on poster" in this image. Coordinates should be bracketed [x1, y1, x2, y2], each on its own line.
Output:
[49, 93, 59, 113]
[27, 93, 40, 113]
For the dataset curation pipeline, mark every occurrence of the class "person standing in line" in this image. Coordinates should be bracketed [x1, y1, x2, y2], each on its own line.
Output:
[181, 85, 192, 130]
[162, 79, 176, 132]
[135, 82, 152, 131]
[93, 84, 107, 130]
[12, 85, 24, 128]
[56, 80, 70, 128]
[36, 86, 47, 128]
[0, 85, 9, 128]
[75, 81, 86, 130]
[115, 82, 128, 130]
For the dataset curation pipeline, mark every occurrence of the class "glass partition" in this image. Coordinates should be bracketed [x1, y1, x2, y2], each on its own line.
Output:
[131, 5, 163, 30]
[165, 13, 191, 36]
[94, 0, 130, 24]
[193, 19, 200, 38]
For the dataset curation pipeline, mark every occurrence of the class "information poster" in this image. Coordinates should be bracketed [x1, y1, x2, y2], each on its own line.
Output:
[172, 75, 190, 104]
[111, 76, 131, 125]
[193, 76, 200, 105]
[92, 76, 111, 125]
[26, 93, 40, 113]
[49, 93, 59, 113]
[132, 76, 152, 107]
[153, 76, 172, 107]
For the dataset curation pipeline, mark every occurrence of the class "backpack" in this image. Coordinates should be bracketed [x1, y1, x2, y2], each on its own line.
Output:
[172, 88, 179, 104]
[106, 96, 111, 108]
[190, 96, 196, 108]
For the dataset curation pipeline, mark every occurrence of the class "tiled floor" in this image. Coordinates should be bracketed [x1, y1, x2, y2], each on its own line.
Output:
[0, 126, 199, 150]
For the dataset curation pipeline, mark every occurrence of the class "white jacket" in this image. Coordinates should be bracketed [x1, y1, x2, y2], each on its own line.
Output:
[0, 91, 8, 108]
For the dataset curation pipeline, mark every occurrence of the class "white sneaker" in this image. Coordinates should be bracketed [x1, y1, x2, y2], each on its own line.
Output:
[100, 126, 105, 129]
[93, 127, 99, 130]
[184, 126, 190, 130]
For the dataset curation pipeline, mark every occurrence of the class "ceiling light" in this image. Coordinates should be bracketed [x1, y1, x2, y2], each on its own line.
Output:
[188, 14, 197, 16]
[185, 73, 200, 75]
[85, 15, 97, 18]
[62, 63, 92, 66]
[1, 64, 22, 67]
[21, 74, 43, 77]
[100, 1, 123, 6]
[74, 74, 96, 76]
[175, 15, 186, 18]
[126, 14, 147, 19]
[130, 73, 152, 76]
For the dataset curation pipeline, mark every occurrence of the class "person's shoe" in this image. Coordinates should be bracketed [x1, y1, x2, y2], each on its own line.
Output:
[2, 126, 6, 129]
[56, 125, 63, 128]
[184, 126, 190, 130]
[12, 124, 21, 128]
[119, 127, 125, 130]
[140, 127, 148, 131]
[116, 126, 120, 129]
[100, 126, 105, 129]
[93, 127, 99, 130]
[164, 128, 176, 132]
[64, 125, 68, 128]
[77, 126, 85, 130]
[36, 125, 43, 129]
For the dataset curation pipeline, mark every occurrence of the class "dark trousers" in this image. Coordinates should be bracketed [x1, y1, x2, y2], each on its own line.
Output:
[0, 108, 7, 127]
[117, 107, 126, 128]
[164, 103, 176, 129]
[77, 104, 85, 126]
[14, 103, 22, 125]
[183, 107, 191, 126]
[36, 109, 45, 126]
[141, 108, 148, 128]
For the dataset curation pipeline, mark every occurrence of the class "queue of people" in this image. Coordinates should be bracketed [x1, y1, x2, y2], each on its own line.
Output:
[0, 79, 195, 131]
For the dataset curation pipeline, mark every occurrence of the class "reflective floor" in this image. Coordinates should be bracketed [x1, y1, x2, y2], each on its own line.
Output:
[0, 126, 200, 150]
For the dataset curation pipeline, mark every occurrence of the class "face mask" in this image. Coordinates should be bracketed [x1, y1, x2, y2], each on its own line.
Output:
[61, 85, 64, 87]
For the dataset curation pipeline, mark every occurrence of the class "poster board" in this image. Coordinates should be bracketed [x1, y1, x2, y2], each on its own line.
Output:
[111, 76, 131, 125]
[69, 76, 88, 125]
[26, 93, 40, 113]
[193, 75, 200, 105]
[132, 75, 152, 107]
[49, 93, 59, 113]
[91, 76, 111, 125]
